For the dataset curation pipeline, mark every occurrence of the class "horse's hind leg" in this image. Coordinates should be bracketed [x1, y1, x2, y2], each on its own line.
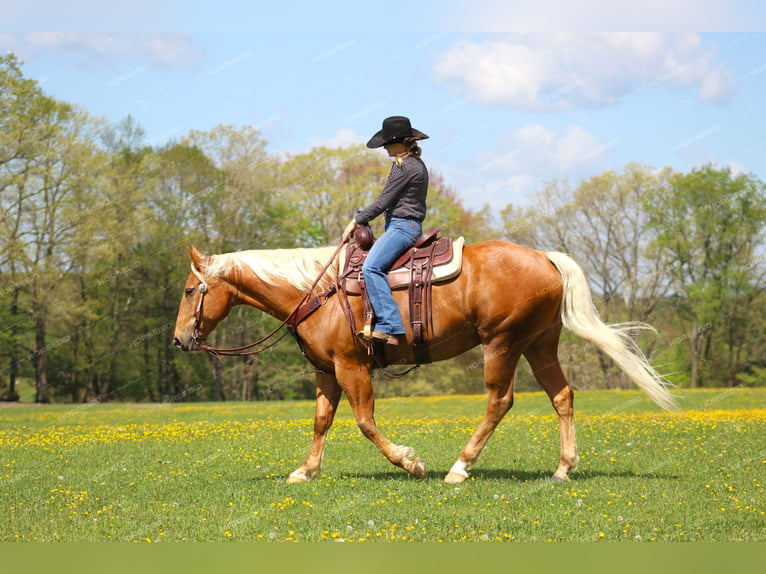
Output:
[524, 331, 579, 482]
[287, 372, 342, 483]
[445, 340, 520, 484]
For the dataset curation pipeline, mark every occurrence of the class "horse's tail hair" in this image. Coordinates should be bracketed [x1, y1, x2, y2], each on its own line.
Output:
[546, 251, 678, 412]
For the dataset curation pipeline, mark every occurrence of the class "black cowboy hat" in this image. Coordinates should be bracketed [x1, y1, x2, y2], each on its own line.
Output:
[366, 116, 429, 149]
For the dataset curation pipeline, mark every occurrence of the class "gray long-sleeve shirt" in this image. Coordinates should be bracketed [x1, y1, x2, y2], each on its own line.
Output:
[355, 156, 428, 225]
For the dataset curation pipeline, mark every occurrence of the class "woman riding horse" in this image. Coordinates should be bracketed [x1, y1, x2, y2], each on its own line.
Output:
[342, 116, 429, 347]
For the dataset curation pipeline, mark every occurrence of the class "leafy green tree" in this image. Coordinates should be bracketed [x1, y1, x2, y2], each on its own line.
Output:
[645, 164, 766, 387]
[425, 173, 496, 243]
[81, 118, 162, 402]
[1, 55, 104, 402]
[278, 145, 387, 245]
[501, 164, 675, 389]
[182, 125, 283, 249]
[0, 54, 41, 401]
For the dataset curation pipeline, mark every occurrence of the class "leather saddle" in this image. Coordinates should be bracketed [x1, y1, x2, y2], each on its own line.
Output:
[340, 229, 465, 295]
[338, 227, 465, 360]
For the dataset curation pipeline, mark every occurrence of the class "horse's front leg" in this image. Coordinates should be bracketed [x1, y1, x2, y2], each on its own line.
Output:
[445, 340, 520, 483]
[337, 363, 427, 479]
[287, 371, 342, 483]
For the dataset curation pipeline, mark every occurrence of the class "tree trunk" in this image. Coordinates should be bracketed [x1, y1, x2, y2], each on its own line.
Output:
[70, 331, 80, 403]
[727, 321, 741, 387]
[210, 355, 225, 401]
[689, 317, 702, 389]
[33, 313, 50, 403]
[1, 289, 21, 402]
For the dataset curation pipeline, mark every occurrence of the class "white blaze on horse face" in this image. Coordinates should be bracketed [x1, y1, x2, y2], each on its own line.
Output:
[173, 289, 198, 350]
[173, 267, 208, 351]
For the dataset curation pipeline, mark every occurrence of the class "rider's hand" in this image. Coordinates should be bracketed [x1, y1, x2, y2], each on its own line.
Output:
[342, 218, 358, 243]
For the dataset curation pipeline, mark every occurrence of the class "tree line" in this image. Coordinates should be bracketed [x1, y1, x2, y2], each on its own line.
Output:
[2, 54, 765, 403]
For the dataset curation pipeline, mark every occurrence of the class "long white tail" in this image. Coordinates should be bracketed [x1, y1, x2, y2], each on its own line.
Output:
[546, 251, 678, 411]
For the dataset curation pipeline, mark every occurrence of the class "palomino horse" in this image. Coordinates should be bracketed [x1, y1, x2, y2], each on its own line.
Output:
[173, 241, 676, 483]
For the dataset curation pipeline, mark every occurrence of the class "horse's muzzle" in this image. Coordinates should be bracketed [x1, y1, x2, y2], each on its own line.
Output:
[173, 335, 200, 352]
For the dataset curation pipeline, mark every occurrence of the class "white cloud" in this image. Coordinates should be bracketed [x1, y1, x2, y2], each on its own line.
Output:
[1, 33, 203, 68]
[726, 161, 747, 176]
[433, 33, 736, 111]
[677, 148, 750, 179]
[483, 174, 538, 208]
[307, 128, 360, 149]
[444, 124, 612, 210]
[437, 0, 757, 31]
[476, 124, 609, 175]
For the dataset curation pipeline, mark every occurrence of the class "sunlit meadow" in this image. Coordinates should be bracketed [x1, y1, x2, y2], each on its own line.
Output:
[1, 389, 764, 542]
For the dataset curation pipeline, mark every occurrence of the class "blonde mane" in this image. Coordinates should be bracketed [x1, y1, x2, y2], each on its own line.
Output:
[205, 246, 340, 291]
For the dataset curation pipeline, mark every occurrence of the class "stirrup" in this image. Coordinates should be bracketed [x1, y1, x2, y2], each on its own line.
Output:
[356, 329, 399, 347]
[362, 316, 373, 340]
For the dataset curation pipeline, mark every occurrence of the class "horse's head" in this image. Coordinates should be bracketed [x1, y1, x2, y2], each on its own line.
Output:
[173, 246, 234, 351]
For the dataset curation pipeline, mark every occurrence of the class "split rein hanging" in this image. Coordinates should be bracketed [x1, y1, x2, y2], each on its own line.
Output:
[191, 239, 348, 360]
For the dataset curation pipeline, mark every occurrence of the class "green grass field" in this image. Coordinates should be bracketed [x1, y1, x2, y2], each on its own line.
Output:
[1, 388, 764, 542]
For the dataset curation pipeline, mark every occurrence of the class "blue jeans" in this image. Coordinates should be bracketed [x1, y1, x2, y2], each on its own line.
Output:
[362, 217, 422, 335]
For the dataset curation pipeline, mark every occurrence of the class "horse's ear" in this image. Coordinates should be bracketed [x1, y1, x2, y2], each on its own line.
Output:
[187, 245, 204, 268]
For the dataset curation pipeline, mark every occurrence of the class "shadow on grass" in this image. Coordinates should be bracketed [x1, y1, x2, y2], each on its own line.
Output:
[469, 468, 680, 481]
[251, 467, 680, 483]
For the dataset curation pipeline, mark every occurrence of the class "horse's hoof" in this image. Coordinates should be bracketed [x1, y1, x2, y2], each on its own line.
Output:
[550, 474, 569, 483]
[444, 470, 468, 484]
[286, 472, 308, 484]
[409, 457, 427, 479]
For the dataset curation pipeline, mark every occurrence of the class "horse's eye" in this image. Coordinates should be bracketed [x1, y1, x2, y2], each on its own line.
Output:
[185, 287, 195, 297]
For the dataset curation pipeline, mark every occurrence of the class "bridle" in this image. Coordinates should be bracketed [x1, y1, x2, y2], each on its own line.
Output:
[189, 257, 212, 348]
[188, 241, 346, 360]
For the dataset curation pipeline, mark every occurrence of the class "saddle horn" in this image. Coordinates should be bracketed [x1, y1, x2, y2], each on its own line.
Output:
[353, 224, 375, 251]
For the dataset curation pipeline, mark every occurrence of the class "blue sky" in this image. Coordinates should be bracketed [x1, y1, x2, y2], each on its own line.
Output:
[3, 3, 766, 212]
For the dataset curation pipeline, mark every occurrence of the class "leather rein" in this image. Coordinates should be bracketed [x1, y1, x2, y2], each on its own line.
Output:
[190, 240, 346, 360]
